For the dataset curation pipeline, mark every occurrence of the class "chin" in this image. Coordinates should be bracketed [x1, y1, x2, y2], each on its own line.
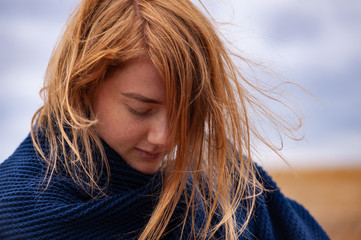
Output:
[132, 160, 161, 175]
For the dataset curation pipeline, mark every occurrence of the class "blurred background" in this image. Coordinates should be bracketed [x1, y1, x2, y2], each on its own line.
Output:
[0, 0, 360, 239]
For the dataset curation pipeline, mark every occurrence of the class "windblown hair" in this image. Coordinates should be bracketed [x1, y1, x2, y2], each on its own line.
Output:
[31, 0, 301, 239]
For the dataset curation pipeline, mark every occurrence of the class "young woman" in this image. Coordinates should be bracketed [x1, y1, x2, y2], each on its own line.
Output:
[0, 0, 329, 239]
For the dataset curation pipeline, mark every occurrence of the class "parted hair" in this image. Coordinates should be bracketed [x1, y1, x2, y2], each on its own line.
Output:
[31, 0, 301, 239]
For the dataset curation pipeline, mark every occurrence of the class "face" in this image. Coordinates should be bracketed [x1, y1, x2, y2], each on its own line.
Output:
[92, 58, 168, 174]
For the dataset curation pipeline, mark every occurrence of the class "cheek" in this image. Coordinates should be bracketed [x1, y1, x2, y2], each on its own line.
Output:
[116, 120, 145, 141]
[98, 111, 148, 145]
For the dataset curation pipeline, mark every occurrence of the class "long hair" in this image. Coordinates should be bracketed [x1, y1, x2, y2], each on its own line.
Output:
[31, 0, 301, 239]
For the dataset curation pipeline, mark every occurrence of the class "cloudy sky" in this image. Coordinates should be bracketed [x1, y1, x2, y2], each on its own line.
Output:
[1, 0, 360, 169]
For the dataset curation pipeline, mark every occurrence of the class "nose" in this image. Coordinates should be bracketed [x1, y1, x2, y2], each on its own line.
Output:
[147, 112, 169, 147]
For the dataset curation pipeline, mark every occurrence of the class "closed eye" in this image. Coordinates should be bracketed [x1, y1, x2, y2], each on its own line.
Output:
[126, 105, 152, 117]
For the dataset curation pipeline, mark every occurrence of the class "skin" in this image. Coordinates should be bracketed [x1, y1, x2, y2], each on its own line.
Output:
[92, 58, 168, 174]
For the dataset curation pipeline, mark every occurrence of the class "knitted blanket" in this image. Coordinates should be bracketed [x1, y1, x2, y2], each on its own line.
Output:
[0, 134, 330, 239]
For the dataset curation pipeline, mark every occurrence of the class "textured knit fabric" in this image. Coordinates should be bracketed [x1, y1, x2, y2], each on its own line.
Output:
[0, 134, 330, 239]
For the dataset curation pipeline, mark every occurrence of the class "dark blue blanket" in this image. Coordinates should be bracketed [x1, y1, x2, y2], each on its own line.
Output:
[0, 134, 329, 239]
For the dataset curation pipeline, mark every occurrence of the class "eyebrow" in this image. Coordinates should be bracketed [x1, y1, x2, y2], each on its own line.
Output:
[121, 92, 161, 104]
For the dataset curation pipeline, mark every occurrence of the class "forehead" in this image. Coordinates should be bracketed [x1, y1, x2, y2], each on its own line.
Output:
[105, 58, 165, 101]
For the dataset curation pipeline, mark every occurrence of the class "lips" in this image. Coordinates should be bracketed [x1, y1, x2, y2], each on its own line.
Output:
[135, 148, 161, 160]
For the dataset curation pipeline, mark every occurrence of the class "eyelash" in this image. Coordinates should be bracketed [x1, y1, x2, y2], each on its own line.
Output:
[126, 106, 152, 117]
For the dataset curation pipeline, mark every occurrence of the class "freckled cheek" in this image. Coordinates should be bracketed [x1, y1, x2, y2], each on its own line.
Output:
[118, 120, 148, 141]
[103, 112, 146, 142]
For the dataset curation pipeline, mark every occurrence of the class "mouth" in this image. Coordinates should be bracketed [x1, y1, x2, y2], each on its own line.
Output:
[135, 148, 161, 160]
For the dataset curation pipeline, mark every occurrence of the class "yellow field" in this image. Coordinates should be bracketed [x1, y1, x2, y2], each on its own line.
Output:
[270, 168, 361, 240]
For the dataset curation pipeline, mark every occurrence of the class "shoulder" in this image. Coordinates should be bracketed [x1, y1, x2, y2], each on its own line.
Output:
[249, 164, 330, 240]
[0, 134, 88, 204]
[0, 134, 43, 183]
